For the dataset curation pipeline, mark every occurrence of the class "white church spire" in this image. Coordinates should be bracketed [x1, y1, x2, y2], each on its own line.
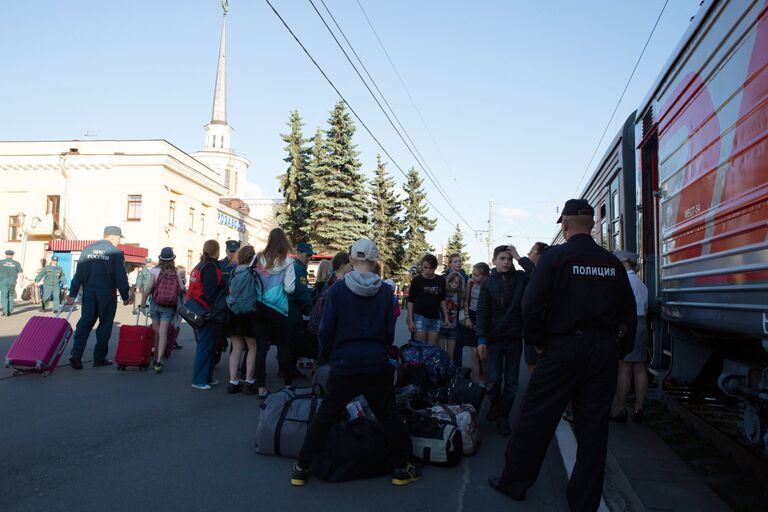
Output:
[211, 5, 227, 125]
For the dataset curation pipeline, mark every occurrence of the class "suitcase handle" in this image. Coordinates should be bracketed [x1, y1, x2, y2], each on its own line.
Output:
[134, 306, 151, 326]
[54, 296, 80, 321]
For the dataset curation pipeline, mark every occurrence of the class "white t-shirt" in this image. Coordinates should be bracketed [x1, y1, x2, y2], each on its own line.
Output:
[626, 270, 648, 317]
[128, 269, 139, 287]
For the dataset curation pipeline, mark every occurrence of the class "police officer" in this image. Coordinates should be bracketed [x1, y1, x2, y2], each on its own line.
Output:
[35, 255, 67, 312]
[487, 199, 637, 512]
[219, 240, 240, 286]
[284, 242, 314, 377]
[0, 250, 23, 317]
[67, 226, 131, 369]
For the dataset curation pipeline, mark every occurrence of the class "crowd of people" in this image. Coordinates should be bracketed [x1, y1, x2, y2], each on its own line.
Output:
[3, 197, 650, 510]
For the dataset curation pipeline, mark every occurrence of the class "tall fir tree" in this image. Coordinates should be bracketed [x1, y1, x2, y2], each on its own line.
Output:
[276, 110, 311, 245]
[309, 100, 370, 253]
[301, 127, 327, 245]
[402, 166, 436, 276]
[444, 224, 470, 270]
[370, 154, 405, 277]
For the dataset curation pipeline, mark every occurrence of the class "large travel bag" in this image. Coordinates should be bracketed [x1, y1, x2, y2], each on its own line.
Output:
[415, 403, 480, 456]
[446, 367, 486, 413]
[4, 303, 76, 376]
[403, 410, 463, 467]
[115, 310, 154, 371]
[255, 384, 323, 458]
[398, 340, 454, 388]
[311, 418, 395, 482]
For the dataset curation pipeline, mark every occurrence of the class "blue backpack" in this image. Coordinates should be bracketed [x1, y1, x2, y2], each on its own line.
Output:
[226, 265, 263, 315]
[399, 340, 454, 387]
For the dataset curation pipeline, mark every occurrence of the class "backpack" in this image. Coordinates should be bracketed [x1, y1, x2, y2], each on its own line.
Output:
[398, 340, 454, 388]
[152, 269, 180, 307]
[227, 266, 263, 315]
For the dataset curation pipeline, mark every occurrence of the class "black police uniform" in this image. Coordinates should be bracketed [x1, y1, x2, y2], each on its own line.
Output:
[69, 240, 130, 362]
[496, 233, 636, 512]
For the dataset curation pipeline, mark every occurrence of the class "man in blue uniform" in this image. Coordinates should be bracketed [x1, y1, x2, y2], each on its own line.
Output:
[284, 242, 314, 377]
[67, 226, 131, 369]
[36, 255, 68, 312]
[219, 240, 240, 285]
[0, 250, 23, 317]
[487, 199, 637, 512]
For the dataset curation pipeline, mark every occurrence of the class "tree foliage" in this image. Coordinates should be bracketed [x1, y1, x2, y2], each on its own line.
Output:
[370, 155, 404, 277]
[402, 166, 436, 276]
[276, 110, 311, 244]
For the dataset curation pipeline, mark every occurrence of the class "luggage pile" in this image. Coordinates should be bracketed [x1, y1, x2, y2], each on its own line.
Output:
[252, 339, 487, 480]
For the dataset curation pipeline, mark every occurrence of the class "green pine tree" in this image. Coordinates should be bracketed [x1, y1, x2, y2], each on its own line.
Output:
[276, 110, 311, 245]
[309, 100, 370, 253]
[370, 154, 405, 278]
[302, 127, 327, 245]
[402, 166, 436, 277]
[444, 224, 470, 271]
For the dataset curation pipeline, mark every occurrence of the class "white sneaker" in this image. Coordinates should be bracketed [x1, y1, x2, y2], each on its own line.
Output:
[191, 383, 212, 390]
[209, 379, 220, 386]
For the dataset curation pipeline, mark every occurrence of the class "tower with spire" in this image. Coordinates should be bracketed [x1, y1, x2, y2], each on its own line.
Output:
[192, 0, 250, 198]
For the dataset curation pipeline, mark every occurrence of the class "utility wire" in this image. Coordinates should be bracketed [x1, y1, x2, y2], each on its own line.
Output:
[308, 0, 477, 234]
[355, 0, 460, 186]
[316, 0, 466, 229]
[572, 0, 669, 196]
[264, 0, 455, 227]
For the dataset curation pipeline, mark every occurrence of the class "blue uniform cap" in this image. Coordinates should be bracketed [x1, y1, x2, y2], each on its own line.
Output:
[104, 225, 124, 237]
[5, 250, 14, 255]
[225, 240, 241, 252]
[296, 242, 316, 255]
[556, 199, 594, 223]
[51, 256, 58, 261]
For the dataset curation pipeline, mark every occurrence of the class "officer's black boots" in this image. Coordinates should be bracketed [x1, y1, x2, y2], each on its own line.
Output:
[93, 359, 113, 367]
[69, 356, 83, 370]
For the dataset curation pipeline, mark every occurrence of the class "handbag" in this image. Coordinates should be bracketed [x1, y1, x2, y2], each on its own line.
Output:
[178, 298, 208, 329]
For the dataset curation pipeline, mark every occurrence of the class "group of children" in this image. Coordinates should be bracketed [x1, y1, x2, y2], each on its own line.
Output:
[405, 242, 548, 435]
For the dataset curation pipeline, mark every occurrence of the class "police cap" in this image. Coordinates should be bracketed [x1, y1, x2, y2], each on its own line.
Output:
[225, 240, 241, 252]
[557, 199, 594, 223]
[5, 250, 14, 255]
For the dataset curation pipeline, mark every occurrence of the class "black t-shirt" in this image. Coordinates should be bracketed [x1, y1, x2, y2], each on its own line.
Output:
[408, 274, 446, 319]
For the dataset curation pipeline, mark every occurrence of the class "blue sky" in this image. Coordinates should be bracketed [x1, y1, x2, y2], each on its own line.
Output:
[0, 1, 701, 262]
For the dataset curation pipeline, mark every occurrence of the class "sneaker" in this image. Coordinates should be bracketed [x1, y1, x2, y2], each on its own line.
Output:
[392, 464, 422, 486]
[191, 383, 212, 390]
[226, 382, 241, 394]
[209, 379, 219, 386]
[291, 463, 310, 486]
[153, 361, 164, 374]
[497, 419, 511, 436]
[69, 356, 83, 370]
[243, 382, 257, 395]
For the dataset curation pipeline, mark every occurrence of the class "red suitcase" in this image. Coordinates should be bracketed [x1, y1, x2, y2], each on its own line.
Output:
[115, 311, 154, 371]
[151, 320, 178, 360]
[4, 305, 76, 377]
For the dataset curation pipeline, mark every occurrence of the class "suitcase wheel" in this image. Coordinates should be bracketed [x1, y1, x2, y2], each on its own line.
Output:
[42, 371, 50, 377]
[140, 365, 149, 372]
[13, 369, 20, 376]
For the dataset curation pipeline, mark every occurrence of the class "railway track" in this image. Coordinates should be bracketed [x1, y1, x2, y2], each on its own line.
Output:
[645, 385, 768, 511]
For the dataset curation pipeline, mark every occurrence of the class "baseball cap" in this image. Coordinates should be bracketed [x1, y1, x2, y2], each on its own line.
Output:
[5, 250, 14, 255]
[556, 199, 595, 223]
[296, 242, 316, 255]
[103, 225, 124, 238]
[144, 257, 153, 264]
[225, 240, 241, 252]
[51, 255, 59, 261]
[613, 249, 638, 262]
[158, 247, 176, 261]
[350, 239, 379, 262]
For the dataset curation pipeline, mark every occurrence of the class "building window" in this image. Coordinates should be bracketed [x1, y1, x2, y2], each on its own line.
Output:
[46, 195, 61, 224]
[187, 250, 193, 270]
[189, 207, 195, 231]
[224, 167, 231, 190]
[8, 216, 21, 242]
[169, 200, 176, 226]
[201, 212, 206, 233]
[233, 172, 238, 195]
[213, 135, 217, 148]
[127, 195, 142, 221]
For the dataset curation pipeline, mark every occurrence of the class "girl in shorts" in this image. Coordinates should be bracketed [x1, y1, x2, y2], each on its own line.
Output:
[462, 262, 490, 384]
[144, 247, 185, 374]
[406, 254, 448, 345]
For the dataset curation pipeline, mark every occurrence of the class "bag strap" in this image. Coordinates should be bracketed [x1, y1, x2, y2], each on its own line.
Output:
[273, 397, 294, 457]
[437, 404, 458, 425]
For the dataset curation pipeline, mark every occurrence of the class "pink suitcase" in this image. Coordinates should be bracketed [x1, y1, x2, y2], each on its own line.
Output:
[4, 305, 76, 377]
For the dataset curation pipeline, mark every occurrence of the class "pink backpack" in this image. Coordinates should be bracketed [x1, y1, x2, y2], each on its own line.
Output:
[153, 269, 180, 307]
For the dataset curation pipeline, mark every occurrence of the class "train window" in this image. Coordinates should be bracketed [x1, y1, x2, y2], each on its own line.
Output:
[600, 221, 609, 248]
[612, 190, 621, 249]
[600, 203, 606, 219]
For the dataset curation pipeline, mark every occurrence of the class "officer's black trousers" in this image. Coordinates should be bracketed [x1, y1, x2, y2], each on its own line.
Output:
[499, 334, 618, 512]
[70, 293, 117, 361]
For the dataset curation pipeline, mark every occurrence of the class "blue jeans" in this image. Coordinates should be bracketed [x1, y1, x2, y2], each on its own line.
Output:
[487, 339, 523, 421]
[192, 321, 217, 386]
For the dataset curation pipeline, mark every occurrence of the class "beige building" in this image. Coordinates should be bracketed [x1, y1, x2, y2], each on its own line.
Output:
[0, 9, 278, 292]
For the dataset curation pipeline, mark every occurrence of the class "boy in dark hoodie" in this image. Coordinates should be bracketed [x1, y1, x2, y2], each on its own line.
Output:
[476, 245, 530, 436]
[291, 239, 421, 487]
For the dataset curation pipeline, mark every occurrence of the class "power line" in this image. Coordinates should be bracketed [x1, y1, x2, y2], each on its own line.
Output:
[308, 0, 477, 234]
[572, 0, 669, 196]
[355, 0, 460, 187]
[263, 0, 455, 227]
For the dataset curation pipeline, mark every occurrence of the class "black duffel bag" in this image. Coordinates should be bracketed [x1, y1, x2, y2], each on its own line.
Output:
[311, 418, 395, 482]
[446, 367, 486, 412]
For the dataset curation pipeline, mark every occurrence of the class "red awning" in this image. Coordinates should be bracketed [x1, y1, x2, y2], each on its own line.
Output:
[49, 240, 148, 263]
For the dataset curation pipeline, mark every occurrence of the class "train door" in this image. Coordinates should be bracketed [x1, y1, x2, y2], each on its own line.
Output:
[609, 176, 622, 250]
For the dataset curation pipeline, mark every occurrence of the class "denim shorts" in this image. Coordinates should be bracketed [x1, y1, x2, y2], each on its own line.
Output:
[150, 301, 176, 321]
[413, 313, 441, 333]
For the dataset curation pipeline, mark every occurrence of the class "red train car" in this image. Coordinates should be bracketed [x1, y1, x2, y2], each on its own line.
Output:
[563, 0, 768, 451]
